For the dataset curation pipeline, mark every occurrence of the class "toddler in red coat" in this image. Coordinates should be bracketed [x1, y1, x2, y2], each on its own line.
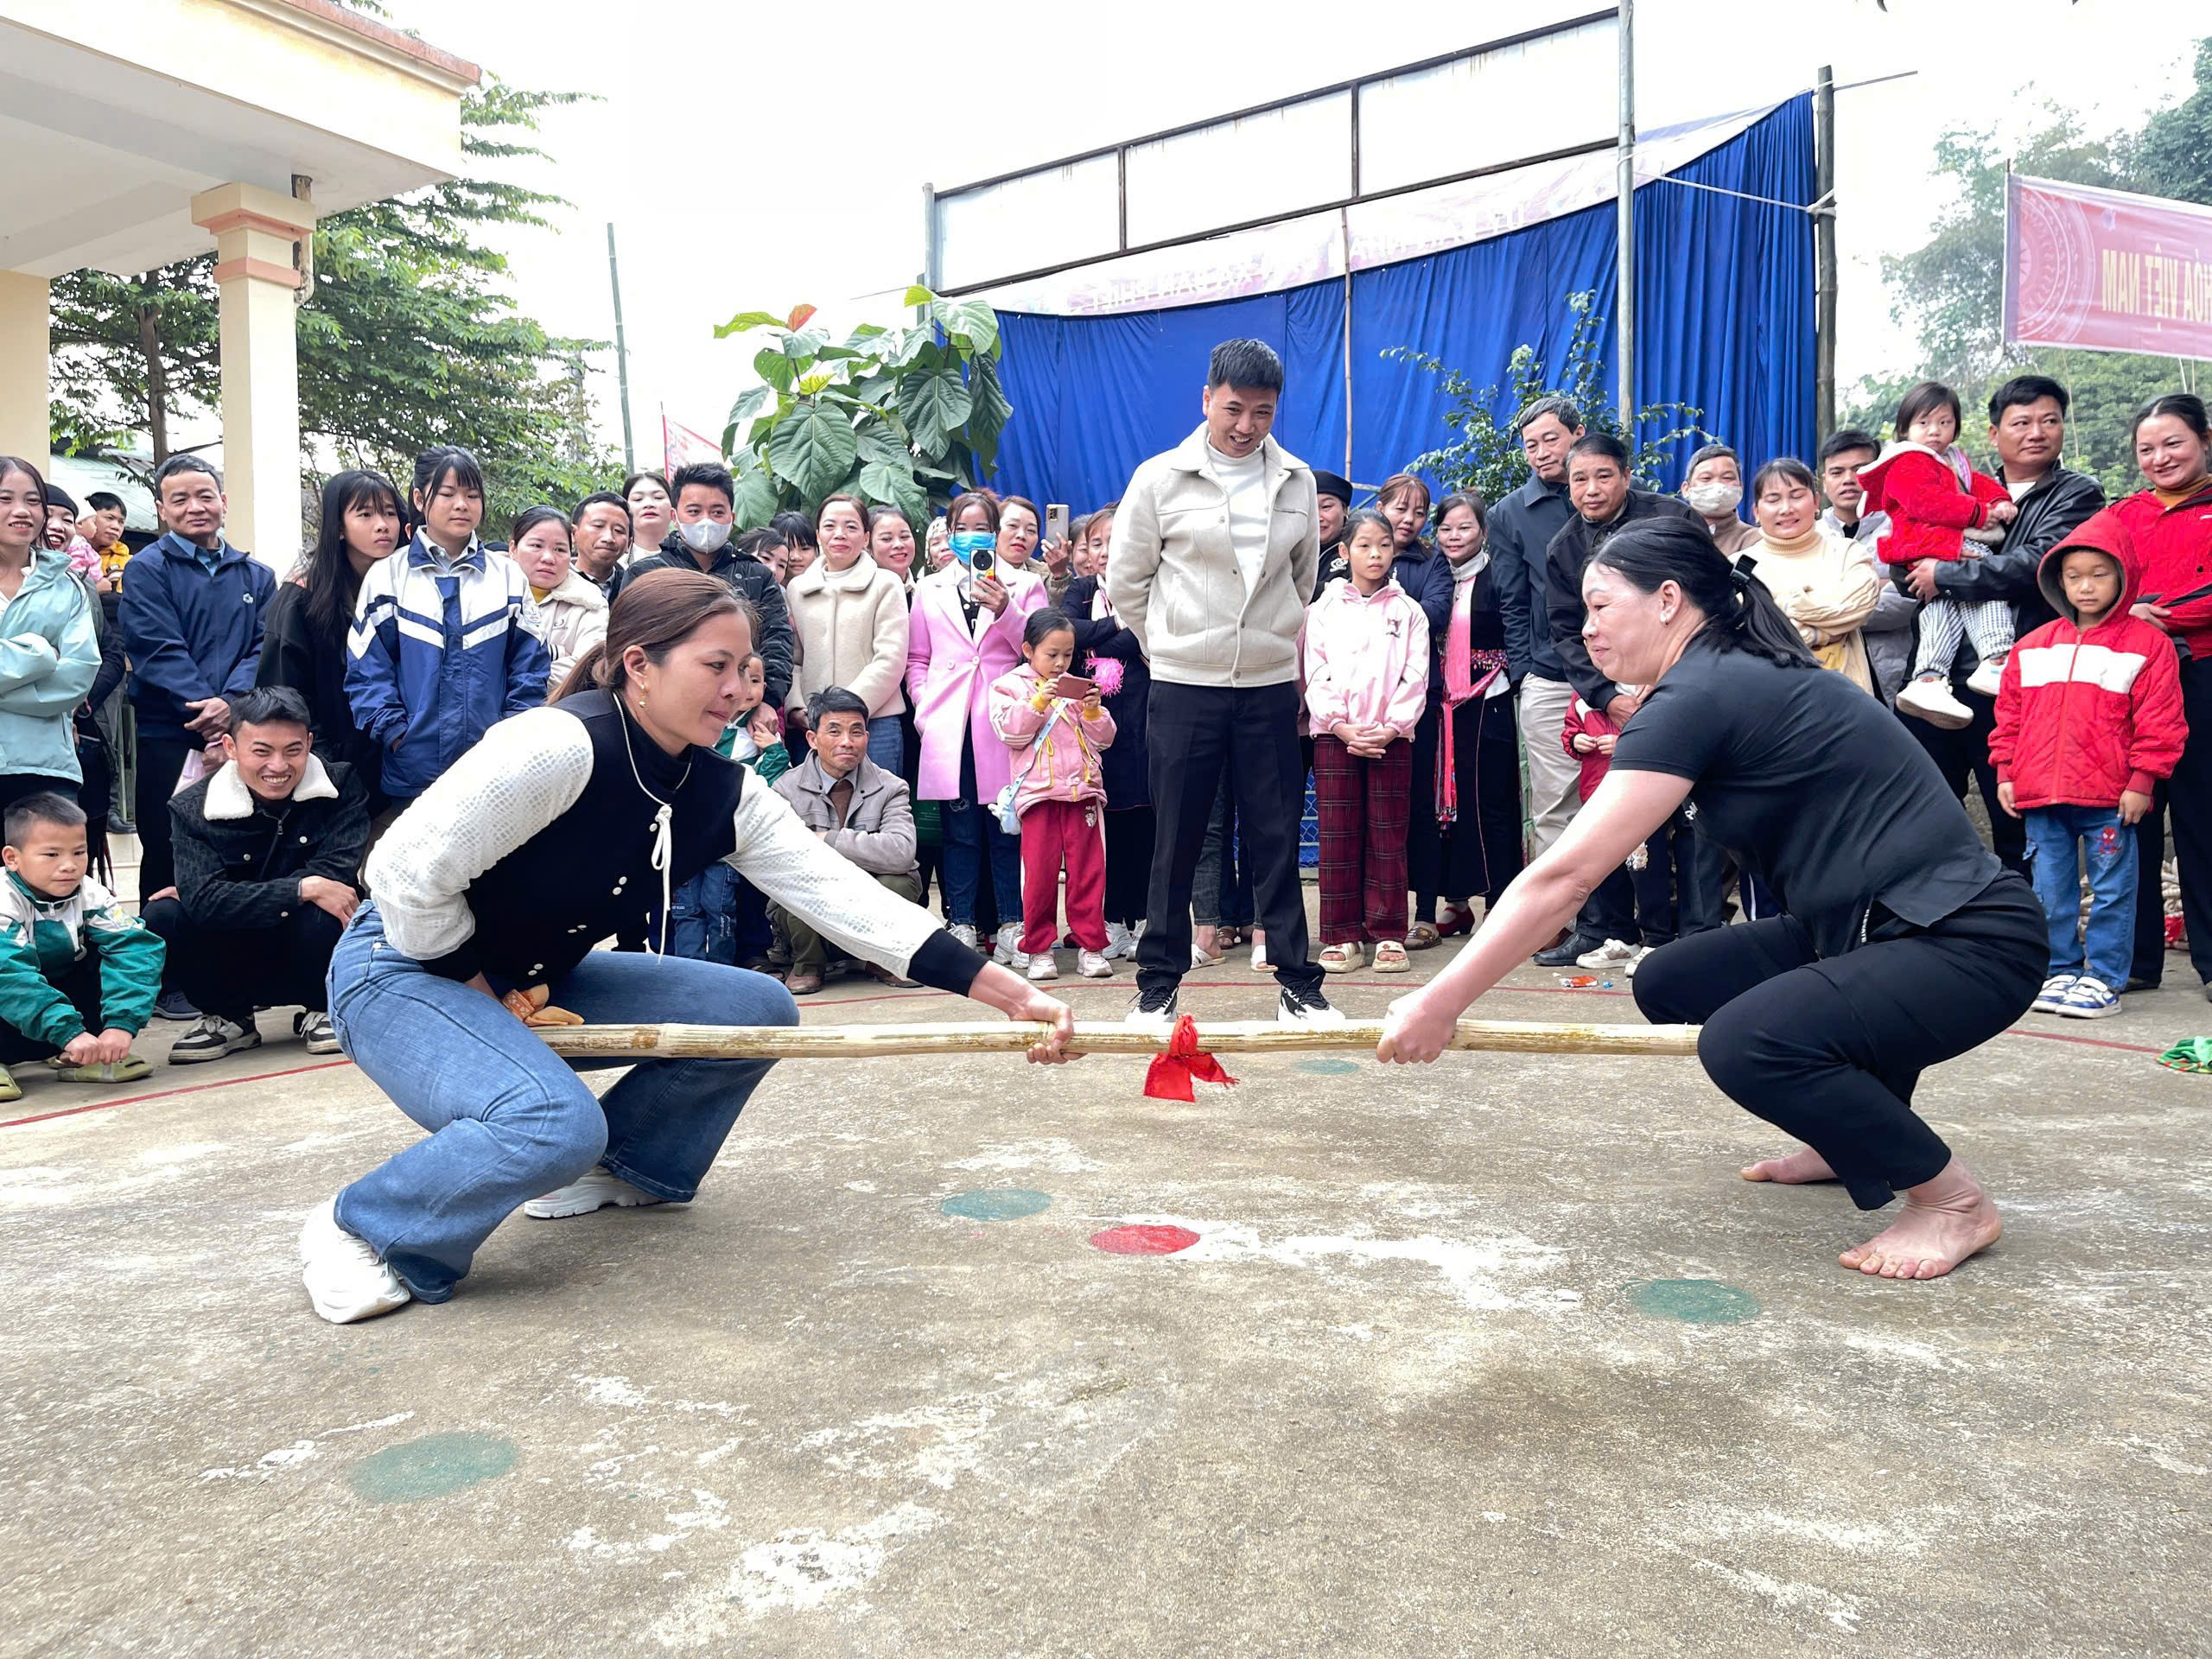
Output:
[1990, 515, 2184, 1020]
[1863, 379, 2019, 729]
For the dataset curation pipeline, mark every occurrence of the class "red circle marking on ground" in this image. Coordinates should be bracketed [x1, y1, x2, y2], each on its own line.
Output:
[1090, 1224, 1200, 1255]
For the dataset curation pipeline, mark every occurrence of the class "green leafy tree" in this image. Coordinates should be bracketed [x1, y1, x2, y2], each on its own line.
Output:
[713, 288, 1011, 532]
[47, 78, 615, 535]
[1382, 291, 1705, 505]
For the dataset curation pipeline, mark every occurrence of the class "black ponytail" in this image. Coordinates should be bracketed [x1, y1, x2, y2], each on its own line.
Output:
[1592, 519, 1817, 671]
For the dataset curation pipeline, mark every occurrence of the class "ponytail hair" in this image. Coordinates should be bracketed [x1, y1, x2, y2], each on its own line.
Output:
[1591, 518, 1815, 671]
[554, 567, 743, 702]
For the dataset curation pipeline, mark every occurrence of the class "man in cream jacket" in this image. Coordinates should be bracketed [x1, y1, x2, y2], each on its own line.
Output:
[1105, 338, 1340, 1033]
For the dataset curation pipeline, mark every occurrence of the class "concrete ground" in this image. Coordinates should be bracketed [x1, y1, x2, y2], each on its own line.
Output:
[3, 895, 2209, 1657]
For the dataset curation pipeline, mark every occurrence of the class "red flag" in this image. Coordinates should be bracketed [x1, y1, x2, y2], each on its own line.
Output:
[1142, 1014, 1238, 1102]
[661, 412, 724, 474]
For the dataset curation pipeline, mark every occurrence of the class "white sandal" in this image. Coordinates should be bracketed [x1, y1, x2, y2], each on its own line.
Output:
[1319, 942, 1364, 974]
[1372, 940, 1411, 975]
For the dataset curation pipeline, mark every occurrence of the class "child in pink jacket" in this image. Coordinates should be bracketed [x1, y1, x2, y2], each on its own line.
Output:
[1302, 509, 1431, 974]
[990, 607, 1118, 983]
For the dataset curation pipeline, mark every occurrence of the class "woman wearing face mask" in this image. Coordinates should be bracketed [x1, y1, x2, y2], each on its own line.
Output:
[907, 492, 1046, 963]
[512, 505, 610, 696]
[1406, 491, 1522, 944]
[1681, 444, 1760, 554]
[300, 569, 1077, 1325]
[785, 493, 910, 772]
[259, 468, 405, 810]
[1746, 458, 1879, 694]
[624, 474, 676, 563]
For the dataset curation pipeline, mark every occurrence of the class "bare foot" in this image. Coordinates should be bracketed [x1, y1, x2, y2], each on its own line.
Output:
[1741, 1147, 1836, 1184]
[1838, 1159, 2001, 1281]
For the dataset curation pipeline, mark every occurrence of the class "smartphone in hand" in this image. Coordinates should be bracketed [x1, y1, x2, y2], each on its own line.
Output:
[1052, 674, 1096, 702]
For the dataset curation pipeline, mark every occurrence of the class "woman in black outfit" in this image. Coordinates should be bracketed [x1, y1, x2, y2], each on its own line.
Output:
[1406, 491, 1523, 944]
[257, 470, 404, 813]
[1379, 518, 2044, 1281]
[1063, 547, 1152, 957]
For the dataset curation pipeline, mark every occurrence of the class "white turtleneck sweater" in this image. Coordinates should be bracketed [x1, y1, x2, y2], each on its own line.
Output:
[1207, 442, 1269, 596]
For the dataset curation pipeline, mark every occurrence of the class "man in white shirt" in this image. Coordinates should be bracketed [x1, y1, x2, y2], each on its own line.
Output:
[1105, 339, 1340, 1032]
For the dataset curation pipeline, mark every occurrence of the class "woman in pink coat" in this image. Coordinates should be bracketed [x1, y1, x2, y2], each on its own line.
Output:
[907, 493, 1048, 959]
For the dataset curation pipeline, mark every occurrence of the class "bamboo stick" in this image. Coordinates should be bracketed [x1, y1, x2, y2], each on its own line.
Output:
[535, 1018, 1701, 1062]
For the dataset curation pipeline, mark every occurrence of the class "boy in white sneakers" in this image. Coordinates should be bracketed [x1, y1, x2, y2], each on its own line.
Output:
[1991, 516, 2185, 1018]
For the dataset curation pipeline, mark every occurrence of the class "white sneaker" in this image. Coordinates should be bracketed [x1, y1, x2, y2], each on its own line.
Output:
[1125, 986, 1179, 1033]
[299, 1197, 410, 1325]
[994, 923, 1029, 970]
[523, 1166, 664, 1220]
[2056, 976, 2121, 1020]
[1896, 677, 1974, 730]
[1574, 938, 1639, 969]
[1026, 951, 1059, 982]
[1103, 921, 1137, 960]
[1077, 949, 1114, 979]
[950, 924, 980, 951]
[296, 1010, 341, 1055]
[2031, 973, 2077, 1015]
[1965, 657, 2006, 698]
[1277, 984, 1348, 1028]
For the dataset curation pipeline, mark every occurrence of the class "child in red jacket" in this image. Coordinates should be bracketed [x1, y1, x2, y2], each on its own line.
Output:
[1991, 514, 2185, 1020]
[1864, 379, 2018, 729]
[1560, 694, 1686, 976]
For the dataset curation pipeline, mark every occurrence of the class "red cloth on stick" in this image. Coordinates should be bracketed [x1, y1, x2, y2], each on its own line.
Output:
[1142, 1014, 1239, 1101]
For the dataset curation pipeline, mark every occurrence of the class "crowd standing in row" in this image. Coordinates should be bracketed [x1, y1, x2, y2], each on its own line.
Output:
[0, 348, 2204, 1094]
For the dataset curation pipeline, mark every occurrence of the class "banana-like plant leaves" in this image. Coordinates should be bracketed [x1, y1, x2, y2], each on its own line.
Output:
[765, 397, 859, 498]
[899, 365, 972, 454]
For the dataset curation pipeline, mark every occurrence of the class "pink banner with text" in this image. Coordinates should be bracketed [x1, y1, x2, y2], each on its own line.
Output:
[2005, 174, 2212, 362]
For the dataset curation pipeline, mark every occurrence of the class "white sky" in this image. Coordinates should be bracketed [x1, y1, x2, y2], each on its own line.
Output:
[396, 0, 2198, 466]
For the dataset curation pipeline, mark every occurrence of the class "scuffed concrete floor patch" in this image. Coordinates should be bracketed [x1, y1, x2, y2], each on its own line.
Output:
[3, 947, 2207, 1656]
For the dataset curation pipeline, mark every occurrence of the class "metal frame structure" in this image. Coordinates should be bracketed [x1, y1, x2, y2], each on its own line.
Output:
[923, 10, 1623, 302]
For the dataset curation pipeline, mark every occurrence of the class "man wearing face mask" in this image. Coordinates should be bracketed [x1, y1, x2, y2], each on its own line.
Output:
[1680, 443, 1760, 555]
[617, 463, 794, 734]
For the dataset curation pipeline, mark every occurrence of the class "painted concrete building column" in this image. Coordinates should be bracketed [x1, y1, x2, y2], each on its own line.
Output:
[189, 183, 315, 570]
[0, 271, 51, 467]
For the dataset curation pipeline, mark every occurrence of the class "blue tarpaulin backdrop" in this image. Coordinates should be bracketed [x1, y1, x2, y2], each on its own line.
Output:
[988, 96, 1815, 509]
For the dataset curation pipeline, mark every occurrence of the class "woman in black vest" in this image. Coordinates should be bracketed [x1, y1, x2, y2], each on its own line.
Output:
[301, 569, 1074, 1325]
[1378, 520, 2043, 1282]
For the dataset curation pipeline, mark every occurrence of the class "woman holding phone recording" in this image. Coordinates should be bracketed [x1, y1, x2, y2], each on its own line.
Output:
[907, 493, 1046, 962]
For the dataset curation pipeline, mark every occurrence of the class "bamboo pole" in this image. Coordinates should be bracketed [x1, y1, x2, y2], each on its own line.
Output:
[535, 1018, 1701, 1063]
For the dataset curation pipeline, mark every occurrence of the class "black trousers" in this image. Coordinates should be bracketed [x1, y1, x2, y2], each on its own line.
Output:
[1103, 805, 1155, 930]
[142, 899, 344, 1023]
[134, 734, 200, 898]
[0, 774, 78, 815]
[0, 956, 101, 1064]
[1408, 696, 1525, 918]
[1632, 874, 2043, 1210]
[1139, 681, 1319, 996]
[1899, 692, 2027, 874]
[2133, 654, 2212, 986]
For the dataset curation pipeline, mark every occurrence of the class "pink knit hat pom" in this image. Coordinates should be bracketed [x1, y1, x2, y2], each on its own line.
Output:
[1089, 657, 1124, 697]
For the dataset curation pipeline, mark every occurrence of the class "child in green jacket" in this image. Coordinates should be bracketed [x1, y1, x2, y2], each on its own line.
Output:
[0, 792, 163, 1096]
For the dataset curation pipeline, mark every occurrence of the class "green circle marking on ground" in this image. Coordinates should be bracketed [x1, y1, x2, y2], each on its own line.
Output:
[1628, 1279, 1761, 1325]
[1296, 1058, 1360, 1075]
[346, 1433, 519, 1503]
[940, 1189, 1052, 1222]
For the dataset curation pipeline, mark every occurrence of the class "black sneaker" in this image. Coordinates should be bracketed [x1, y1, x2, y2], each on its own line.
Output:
[153, 989, 200, 1021]
[1276, 984, 1347, 1028]
[168, 1014, 261, 1065]
[1124, 984, 1179, 1033]
[1532, 931, 1599, 969]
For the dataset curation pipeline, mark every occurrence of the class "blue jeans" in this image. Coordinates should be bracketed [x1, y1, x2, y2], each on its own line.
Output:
[327, 902, 798, 1303]
[867, 716, 905, 774]
[2025, 804, 2138, 988]
[941, 800, 1021, 929]
[666, 861, 741, 964]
